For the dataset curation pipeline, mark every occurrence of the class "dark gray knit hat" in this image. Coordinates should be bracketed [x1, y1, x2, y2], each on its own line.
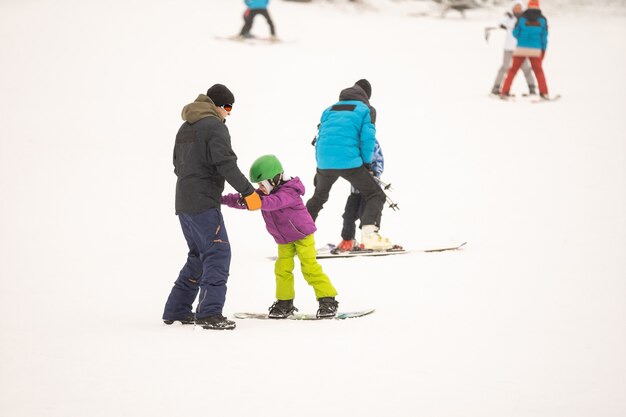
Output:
[207, 84, 235, 107]
[355, 79, 372, 99]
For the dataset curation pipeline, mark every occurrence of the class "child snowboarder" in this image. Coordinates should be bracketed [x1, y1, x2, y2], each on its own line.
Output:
[221, 154, 339, 319]
[487, 1, 536, 95]
[238, 0, 277, 41]
[500, 0, 550, 99]
[336, 139, 385, 252]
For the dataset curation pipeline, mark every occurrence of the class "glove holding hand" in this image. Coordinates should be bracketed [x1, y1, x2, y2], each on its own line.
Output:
[243, 191, 262, 211]
[220, 193, 246, 209]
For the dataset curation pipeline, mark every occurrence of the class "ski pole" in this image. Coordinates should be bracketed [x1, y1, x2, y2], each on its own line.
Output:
[373, 176, 393, 191]
[372, 177, 399, 211]
[385, 195, 399, 211]
[484, 27, 497, 42]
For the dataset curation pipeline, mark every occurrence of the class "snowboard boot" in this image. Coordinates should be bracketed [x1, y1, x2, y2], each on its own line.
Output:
[163, 314, 195, 325]
[337, 239, 358, 252]
[268, 299, 298, 319]
[361, 225, 393, 251]
[317, 297, 339, 319]
[195, 314, 236, 330]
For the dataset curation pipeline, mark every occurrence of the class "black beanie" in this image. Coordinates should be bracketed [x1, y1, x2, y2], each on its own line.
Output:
[355, 79, 372, 99]
[206, 84, 235, 107]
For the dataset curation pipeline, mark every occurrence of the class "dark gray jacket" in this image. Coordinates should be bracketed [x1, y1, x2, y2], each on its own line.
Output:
[173, 94, 254, 214]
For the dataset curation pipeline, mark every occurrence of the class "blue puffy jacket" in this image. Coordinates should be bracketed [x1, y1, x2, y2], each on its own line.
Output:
[245, 0, 269, 9]
[315, 85, 376, 170]
[513, 8, 548, 50]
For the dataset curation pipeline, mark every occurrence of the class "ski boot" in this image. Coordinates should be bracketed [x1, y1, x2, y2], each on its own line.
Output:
[336, 239, 358, 252]
[361, 225, 393, 251]
[317, 297, 339, 319]
[528, 85, 537, 95]
[195, 314, 236, 330]
[268, 299, 298, 319]
[490, 86, 500, 95]
[540, 93, 550, 100]
[163, 314, 195, 325]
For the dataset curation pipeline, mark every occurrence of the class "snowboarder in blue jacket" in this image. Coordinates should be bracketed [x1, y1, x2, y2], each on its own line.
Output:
[306, 79, 395, 251]
[239, 0, 277, 40]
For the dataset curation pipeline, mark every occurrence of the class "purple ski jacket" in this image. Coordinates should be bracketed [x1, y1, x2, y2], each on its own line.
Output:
[221, 177, 317, 244]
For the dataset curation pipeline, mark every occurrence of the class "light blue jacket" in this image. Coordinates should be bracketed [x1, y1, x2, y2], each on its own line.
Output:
[245, 0, 269, 9]
[315, 85, 376, 170]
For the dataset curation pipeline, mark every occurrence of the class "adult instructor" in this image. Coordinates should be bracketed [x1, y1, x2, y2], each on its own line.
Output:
[163, 84, 261, 330]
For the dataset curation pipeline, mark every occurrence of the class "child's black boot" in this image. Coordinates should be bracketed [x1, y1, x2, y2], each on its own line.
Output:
[268, 299, 298, 319]
[317, 297, 339, 319]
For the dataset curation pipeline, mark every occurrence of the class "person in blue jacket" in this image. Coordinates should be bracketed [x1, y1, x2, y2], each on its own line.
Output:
[238, 0, 277, 40]
[500, 0, 550, 99]
[306, 79, 395, 251]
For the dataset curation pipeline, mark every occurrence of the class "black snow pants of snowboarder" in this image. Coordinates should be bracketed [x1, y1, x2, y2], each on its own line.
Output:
[306, 165, 385, 228]
[239, 9, 276, 36]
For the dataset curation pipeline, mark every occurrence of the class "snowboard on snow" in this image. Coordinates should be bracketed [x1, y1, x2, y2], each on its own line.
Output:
[490, 93, 561, 103]
[214, 35, 288, 44]
[315, 241, 467, 259]
[530, 94, 561, 103]
[233, 308, 375, 321]
[318, 244, 408, 259]
[266, 242, 466, 260]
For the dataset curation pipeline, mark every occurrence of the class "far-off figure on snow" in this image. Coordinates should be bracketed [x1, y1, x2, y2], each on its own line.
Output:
[238, 0, 277, 41]
[437, 0, 481, 18]
[500, 0, 550, 99]
[486, 1, 537, 96]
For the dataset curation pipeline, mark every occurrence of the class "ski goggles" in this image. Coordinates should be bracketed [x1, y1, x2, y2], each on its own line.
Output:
[220, 104, 233, 112]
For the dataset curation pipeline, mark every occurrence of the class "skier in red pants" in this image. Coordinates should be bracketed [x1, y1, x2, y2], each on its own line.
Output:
[500, 0, 550, 99]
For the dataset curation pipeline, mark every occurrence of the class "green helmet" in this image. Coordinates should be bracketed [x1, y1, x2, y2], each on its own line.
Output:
[249, 154, 284, 183]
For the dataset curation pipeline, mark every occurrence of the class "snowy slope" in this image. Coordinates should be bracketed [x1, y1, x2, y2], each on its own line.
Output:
[1, 1, 625, 416]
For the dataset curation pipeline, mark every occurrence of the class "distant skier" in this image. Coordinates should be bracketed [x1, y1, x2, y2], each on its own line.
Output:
[306, 79, 395, 251]
[162, 84, 262, 331]
[221, 155, 339, 319]
[487, 0, 537, 96]
[438, 0, 480, 18]
[500, 0, 550, 99]
[238, 0, 277, 41]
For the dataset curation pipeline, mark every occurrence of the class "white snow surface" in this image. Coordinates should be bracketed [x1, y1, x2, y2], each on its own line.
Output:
[1, 1, 625, 416]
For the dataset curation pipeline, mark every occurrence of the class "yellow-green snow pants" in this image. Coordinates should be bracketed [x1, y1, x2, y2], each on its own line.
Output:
[275, 234, 337, 301]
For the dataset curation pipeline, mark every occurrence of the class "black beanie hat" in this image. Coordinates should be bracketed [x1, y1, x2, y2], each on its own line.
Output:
[206, 84, 235, 107]
[355, 79, 372, 99]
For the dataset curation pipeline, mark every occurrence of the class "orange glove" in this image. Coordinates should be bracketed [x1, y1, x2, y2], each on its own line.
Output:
[243, 192, 262, 211]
